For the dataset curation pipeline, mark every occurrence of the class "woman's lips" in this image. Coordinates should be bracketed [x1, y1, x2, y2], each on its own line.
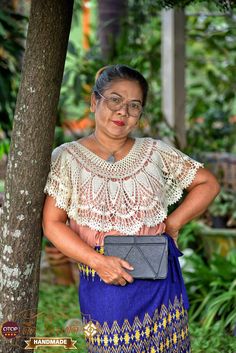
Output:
[112, 120, 125, 126]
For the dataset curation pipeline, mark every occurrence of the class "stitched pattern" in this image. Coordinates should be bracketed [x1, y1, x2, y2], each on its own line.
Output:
[44, 138, 203, 234]
[78, 246, 104, 281]
[82, 296, 190, 353]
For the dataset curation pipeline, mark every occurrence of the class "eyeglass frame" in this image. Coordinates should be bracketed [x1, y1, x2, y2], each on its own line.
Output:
[94, 91, 144, 118]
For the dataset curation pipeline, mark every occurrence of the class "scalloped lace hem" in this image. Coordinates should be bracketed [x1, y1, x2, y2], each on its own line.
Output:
[45, 186, 168, 234]
[167, 163, 203, 206]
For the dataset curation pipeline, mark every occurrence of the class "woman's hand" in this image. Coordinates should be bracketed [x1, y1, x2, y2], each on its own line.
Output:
[164, 218, 180, 246]
[165, 228, 179, 246]
[92, 255, 134, 286]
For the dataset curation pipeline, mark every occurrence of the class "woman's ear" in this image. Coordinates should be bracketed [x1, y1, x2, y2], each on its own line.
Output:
[90, 93, 97, 112]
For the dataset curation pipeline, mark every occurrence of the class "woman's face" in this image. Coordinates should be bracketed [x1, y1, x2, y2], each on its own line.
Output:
[91, 79, 143, 139]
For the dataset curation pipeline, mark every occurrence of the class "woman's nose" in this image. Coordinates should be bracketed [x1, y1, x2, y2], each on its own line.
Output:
[117, 102, 129, 116]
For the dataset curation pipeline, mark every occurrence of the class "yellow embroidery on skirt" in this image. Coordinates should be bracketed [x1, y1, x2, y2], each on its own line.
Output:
[78, 246, 104, 280]
[82, 296, 190, 353]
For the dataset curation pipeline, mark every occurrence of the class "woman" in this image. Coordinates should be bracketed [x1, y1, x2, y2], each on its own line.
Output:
[43, 64, 220, 353]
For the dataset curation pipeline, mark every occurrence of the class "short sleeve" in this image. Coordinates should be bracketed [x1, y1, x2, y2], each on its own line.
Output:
[156, 140, 204, 206]
[44, 145, 72, 212]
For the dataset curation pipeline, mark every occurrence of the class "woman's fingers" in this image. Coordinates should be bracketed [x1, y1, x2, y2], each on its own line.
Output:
[119, 279, 127, 286]
[114, 258, 134, 284]
[96, 256, 134, 285]
[119, 268, 134, 284]
[119, 259, 134, 271]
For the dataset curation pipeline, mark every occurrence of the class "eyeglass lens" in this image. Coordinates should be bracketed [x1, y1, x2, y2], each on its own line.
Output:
[106, 96, 142, 117]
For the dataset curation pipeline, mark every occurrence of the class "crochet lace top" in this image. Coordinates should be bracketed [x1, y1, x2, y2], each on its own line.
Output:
[44, 137, 203, 234]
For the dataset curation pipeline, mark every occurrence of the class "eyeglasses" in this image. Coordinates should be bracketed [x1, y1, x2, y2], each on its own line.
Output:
[95, 91, 143, 118]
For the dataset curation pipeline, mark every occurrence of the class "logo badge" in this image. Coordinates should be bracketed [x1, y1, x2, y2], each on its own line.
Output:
[1, 321, 20, 339]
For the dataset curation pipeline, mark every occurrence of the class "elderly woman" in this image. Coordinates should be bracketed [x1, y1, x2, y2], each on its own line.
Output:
[43, 64, 220, 353]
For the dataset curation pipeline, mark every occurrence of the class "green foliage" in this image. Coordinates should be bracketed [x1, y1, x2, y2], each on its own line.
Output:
[37, 282, 87, 353]
[189, 321, 236, 353]
[58, 0, 101, 135]
[128, 0, 234, 11]
[208, 188, 236, 218]
[178, 220, 204, 252]
[59, 41, 103, 123]
[0, 179, 4, 192]
[182, 249, 236, 332]
[228, 196, 236, 225]
[0, 135, 10, 160]
[122, 1, 236, 144]
[0, 9, 27, 159]
[186, 110, 236, 154]
[185, 11, 236, 154]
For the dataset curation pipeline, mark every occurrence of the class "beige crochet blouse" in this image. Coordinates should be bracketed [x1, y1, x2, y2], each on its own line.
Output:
[44, 138, 203, 246]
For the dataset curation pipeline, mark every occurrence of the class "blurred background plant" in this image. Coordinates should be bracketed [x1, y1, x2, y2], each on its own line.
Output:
[208, 188, 236, 227]
[182, 248, 236, 333]
[0, 8, 27, 159]
[185, 7, 236, 154]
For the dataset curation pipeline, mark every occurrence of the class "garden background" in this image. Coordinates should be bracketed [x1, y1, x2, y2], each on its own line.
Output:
[0, 0, 236, 352]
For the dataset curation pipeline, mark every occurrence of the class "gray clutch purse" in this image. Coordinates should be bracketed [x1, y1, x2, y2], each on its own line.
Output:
[104, 235, 168, 279]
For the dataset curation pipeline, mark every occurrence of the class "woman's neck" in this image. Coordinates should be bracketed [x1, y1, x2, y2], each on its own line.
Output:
[93, 130, 130, 154]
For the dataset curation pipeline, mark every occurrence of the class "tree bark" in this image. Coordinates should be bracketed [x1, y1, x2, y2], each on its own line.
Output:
[0, 0, 74, 352]
[97, 0, 127, 61]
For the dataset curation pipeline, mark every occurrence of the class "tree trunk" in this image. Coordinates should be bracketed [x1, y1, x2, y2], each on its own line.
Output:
[0, 0, 74, 352]
[97, 0, 127, 61]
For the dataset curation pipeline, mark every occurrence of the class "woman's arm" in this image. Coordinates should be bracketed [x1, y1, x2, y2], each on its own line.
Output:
[164, 168, 220, 241]
[42, 195, 134, 285]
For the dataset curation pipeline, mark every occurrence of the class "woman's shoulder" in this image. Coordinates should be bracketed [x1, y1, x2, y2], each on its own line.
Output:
[140, 137, 200, 166]
[138, 137, 172, 151]
[142, 137, 189, 154]
[51, 140, 79, 162]
[137, 136, 167, 143]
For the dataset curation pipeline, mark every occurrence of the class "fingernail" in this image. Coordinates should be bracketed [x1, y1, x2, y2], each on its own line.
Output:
[130, 267, 134, 270]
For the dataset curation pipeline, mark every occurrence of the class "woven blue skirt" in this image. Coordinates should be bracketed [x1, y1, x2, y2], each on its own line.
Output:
[78, 234, 191, 353]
